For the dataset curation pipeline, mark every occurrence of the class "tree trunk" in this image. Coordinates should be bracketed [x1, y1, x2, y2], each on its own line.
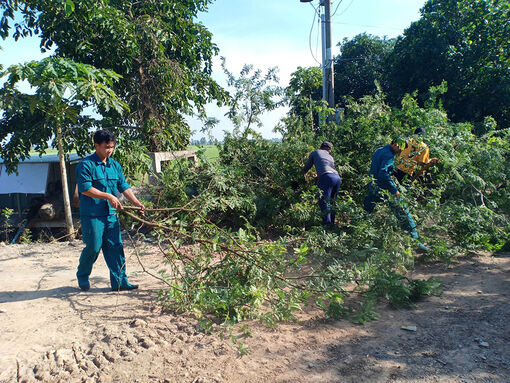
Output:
[56, 125, 75, 238]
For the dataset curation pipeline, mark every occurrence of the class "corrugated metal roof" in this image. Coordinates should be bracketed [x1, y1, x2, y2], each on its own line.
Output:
[0, 153, 85, 164]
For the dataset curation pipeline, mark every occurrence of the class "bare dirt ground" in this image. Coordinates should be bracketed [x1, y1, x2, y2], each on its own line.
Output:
[1, 239, 509, 383]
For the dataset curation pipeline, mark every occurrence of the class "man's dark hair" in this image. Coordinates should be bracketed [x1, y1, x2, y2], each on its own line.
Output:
[93, 130, 116, 144]
[320, 141, 333, 150]
[414, 127, 426, 135]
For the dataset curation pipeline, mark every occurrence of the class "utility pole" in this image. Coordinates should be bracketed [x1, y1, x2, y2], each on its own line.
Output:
[301, 0, 335, 114]
[321, 11, 327, 104]
[323, 0, 335, 111]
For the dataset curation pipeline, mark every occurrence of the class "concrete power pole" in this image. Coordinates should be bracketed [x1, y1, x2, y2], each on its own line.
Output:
[301, 0, 335, 119]
[323, 0, 335, 111]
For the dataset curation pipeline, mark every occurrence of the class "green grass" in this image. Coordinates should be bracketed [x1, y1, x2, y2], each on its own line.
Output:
[29, 148, 60, 156]
[188, 145, 220, 162]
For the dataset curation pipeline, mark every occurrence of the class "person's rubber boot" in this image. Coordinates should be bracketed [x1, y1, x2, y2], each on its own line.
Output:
[417, 242, 430, 252]
[79, 284, 90, 291]
[112, 283, 139, 292]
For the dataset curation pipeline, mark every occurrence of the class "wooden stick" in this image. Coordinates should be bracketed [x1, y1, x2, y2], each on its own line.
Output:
[122, 206, 186, 212]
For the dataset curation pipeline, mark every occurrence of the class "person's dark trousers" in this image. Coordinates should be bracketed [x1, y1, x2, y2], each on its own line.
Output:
[76, 215, 130, 289]
[318, 173, 342, 225]
[363, 183, 378, 213]
[394, 168, 407, 183]
[363, 183, 417, 235]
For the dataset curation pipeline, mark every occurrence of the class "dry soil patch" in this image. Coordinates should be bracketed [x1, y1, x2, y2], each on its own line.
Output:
[1, 241, 509, 382]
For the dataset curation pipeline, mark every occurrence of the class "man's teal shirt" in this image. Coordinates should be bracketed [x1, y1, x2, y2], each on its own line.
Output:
[76, 153, 131, 217]
[368, 144, 398, 194]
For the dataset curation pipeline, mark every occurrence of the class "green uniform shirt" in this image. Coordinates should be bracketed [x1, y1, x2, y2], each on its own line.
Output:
[76, 153, 131, 218]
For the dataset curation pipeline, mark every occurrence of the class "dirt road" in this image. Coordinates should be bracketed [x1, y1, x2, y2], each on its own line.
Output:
[1, 240, 509, 382]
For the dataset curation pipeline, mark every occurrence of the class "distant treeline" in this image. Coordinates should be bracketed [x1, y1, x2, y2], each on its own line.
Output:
[287, 0, 509, 131]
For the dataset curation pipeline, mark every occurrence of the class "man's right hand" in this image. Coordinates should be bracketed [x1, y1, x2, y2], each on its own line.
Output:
[107, 194, 123, 210]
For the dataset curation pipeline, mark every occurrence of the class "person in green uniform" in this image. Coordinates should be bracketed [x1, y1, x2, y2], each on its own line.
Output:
[364, 140, 430, 252]
[76, 130, 145, 291]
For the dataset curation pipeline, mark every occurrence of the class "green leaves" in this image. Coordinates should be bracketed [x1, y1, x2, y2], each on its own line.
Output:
[334, 33, 395, 107]
[64, 0, 75, 17]
[285, 66, 323, 131]
[0, 57, 127, 173]
[153, 83, 509, 326]
[388, 0, 510, 127]
[222, 58, 284, 135]
[368, 271, 442, 309]
[0, 0, 228, 151]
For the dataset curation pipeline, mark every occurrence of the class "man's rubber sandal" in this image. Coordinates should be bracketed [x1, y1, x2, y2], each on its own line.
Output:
[418, 243, 430, 252]
[112, 284, 139, 291]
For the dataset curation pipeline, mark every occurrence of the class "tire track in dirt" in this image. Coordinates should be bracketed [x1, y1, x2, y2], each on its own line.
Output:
[14, 315, 236, 383]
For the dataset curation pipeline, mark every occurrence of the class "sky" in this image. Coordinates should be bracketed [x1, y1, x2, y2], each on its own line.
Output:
[0, 0, 427, 141]
[193, 0, 428, 140]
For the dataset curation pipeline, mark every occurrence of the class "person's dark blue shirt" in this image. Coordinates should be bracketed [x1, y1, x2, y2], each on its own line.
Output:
[369, 144, 398, 194]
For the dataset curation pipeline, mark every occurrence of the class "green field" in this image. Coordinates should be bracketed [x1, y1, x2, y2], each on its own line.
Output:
[28, 148, 60, 156]
[188, 145, 220, 162]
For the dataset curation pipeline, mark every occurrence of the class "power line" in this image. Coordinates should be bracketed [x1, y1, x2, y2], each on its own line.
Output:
[331, 21, 404, 31]
[308, 3, 322, 66]
[336, 57, 368, 61]
[331, 0, 343, 17]
[314, 8, 321, 64]
[332, 0, 355, 18]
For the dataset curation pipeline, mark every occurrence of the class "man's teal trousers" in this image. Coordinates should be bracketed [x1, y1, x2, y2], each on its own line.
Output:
[364, 183, 417, 236]
[76, 215, 129, 289]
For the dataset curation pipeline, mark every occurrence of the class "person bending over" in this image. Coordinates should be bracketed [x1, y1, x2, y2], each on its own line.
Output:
[304, 141, 342, 226]
[394, 127, 439, 183]
[364, 139, 429, 252]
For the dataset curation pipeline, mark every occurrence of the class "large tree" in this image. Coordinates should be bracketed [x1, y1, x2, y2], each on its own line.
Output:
[1, 0, 227, 151]
[0, 57, 128, 233]
[387, 0, 510, 128]
[334, 33, 395, 106]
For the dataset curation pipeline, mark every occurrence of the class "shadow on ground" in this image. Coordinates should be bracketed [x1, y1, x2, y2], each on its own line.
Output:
[292, 254, 510, 382]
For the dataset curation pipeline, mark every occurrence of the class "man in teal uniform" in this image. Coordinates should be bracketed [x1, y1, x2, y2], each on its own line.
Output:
[76, 130, 145, 291]
[363, 140, 429, 252]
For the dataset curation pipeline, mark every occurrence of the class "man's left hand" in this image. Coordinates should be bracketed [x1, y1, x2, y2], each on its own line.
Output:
[135, 201, 146, 215]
